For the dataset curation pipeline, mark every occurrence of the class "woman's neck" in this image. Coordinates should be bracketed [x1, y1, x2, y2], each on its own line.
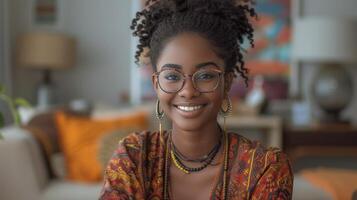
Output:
[171, 122, 222, 159]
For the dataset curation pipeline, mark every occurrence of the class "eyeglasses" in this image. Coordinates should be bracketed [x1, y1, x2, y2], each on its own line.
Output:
[153, 68, 224, 93]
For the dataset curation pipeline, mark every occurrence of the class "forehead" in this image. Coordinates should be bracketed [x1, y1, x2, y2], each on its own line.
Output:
[156, 33, 225, 72]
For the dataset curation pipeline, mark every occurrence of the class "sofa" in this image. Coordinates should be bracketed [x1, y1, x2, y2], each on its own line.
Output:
[0, 125, 102, 200]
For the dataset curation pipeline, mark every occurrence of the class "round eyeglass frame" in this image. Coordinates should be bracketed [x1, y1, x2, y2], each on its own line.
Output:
[153, 68, 225, 94]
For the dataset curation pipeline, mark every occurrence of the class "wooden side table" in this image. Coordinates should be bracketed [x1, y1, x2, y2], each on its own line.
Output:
[283, 123, 357, 164]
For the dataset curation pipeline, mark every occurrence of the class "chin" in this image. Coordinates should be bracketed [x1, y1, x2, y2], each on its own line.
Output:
[173, 120, 204, 132]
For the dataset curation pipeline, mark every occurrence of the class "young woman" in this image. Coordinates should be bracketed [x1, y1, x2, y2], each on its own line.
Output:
[100, 0, 293, 199]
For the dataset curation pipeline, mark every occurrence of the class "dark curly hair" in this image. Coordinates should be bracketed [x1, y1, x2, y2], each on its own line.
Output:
[130, 0, 257, 85]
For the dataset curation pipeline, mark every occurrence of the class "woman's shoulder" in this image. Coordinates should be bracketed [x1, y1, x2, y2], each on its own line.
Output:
[229, 132, 289, 166]
[229, 132, 292, 182]
[229, 132, 293, 197]
[102, 131, 161, 199]
[106, 131, 163, 174]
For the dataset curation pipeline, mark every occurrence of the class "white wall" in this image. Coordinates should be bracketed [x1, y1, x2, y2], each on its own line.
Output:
[55, 0, 133, 105]
[303, 0, 357, 18]
[10, 0, 133, 105]
[0, 0, 12, 124]
[301, 0, 357, 123]
[9, 0, 37, 104]
[0, 0, 5, 83]
[0, 0, 6, 117]
[0, 0, 11, 91]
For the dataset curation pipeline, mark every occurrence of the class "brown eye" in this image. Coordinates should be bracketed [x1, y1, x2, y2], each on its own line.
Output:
[195, 72, 217, 81]
[164, 73, 181, 81]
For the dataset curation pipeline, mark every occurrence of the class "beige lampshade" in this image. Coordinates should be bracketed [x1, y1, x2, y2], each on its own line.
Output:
[292, 17, 357, 63]
[16, 32, 76, 69]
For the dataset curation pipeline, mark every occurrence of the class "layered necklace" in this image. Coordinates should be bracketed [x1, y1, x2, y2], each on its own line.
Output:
[171, 134, 222, 174]
[163, 130, 230, 200]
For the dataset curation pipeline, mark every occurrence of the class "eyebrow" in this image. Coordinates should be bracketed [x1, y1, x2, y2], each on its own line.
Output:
[161, 62, 221, 70]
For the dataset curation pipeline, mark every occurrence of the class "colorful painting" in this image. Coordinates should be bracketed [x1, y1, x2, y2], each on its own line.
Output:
[246, 0, 291, 76]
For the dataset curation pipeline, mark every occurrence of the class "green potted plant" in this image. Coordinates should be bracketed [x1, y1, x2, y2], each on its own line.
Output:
[0, 83, 31, 139]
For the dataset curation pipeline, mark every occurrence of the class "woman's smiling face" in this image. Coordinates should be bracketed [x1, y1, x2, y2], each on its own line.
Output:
[153, 32, 233, 132]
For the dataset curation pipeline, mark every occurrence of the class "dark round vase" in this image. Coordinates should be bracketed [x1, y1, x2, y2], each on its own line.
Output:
[312, 65, 353, 122]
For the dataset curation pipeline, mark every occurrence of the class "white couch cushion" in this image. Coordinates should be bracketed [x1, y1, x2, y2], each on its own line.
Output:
[293, 175, 332, 200]
[41, 180, 101, 200]
[0, 126, 50, 200]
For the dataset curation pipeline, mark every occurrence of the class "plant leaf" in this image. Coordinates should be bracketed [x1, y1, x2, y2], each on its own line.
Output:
[15, 98, 31, 108]
[0, 112, 4, 128]
[0, 84, 5, 94]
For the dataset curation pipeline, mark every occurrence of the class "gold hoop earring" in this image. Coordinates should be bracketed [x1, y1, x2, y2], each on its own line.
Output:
[220, 96, 232, 117]
[156, 99, 164, 135]
[220, 96, 232, 133]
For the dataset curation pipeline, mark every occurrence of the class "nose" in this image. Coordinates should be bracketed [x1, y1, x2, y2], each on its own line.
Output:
[177, 76, 200, 99]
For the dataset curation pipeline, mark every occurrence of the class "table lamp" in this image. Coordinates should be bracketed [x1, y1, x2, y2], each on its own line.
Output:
[292, 17, 357, 122]
[16, 32, 76, 109]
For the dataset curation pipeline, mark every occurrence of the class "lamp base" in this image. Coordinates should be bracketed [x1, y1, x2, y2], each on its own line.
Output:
[312, 65, 353, 124]
[318, 112, 350, 124]
[37, 83, 55, 109]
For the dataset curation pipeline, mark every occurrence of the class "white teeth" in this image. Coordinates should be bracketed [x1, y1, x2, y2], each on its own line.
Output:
[177, 105, 202, 112]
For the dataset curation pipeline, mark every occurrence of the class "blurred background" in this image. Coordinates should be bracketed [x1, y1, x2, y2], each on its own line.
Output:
[1, 0, 357, 199]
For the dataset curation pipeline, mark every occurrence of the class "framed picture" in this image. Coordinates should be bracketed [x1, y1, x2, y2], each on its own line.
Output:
[30, 0, 63, 30]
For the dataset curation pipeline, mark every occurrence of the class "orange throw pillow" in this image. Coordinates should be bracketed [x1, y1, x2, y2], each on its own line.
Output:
[55, 111, 148, 182]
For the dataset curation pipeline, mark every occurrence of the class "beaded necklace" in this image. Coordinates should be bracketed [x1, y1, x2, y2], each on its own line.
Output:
[163, 131, 229, 200]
